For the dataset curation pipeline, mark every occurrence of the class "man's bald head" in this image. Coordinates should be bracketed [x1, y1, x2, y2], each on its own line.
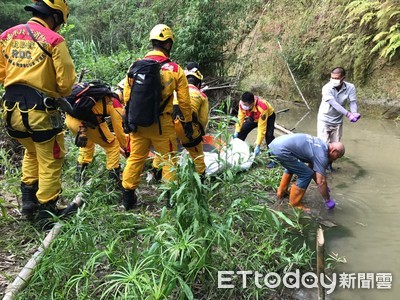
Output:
[328, 142, 345, 161]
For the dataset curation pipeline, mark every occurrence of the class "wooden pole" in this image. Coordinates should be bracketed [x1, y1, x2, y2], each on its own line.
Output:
[2, 193, 84, 300]
[274, 123, 293, 135]
[277, 40, 312, 111]
[316, 227, 325, 300]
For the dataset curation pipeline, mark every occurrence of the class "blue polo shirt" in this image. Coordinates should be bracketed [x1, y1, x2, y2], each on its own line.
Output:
[269, 133, 329, 175]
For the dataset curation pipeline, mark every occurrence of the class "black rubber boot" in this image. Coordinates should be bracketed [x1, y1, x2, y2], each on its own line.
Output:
[21, 182, 39, 218]
[76, 163, 89, 183]
[122, 189, 137, 211]
[200, 172, 207, 184]
[36, 199, 59, 229]
[152, 167, 162, 184]
[109, 166, 121, 182]
[165, 191, 173, 209]
[61, 202, 79, 217]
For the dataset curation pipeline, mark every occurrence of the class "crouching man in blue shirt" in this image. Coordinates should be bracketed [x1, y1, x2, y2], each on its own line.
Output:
[269, 133, 345, 210]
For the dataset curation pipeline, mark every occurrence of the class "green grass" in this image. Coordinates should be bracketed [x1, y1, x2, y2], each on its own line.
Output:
[1, 125, 319, 300]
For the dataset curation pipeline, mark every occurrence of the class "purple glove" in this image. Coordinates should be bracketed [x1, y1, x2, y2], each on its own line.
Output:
[347, 112, 361, 123]
[325, 199, 336, 210]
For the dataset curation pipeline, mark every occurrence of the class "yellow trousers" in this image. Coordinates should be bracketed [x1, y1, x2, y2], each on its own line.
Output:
[186, 144, 206, 174]
[154, 143, 206, 175]
[122, 114, 178, 190]
[17, 133, 65, 204]
[66, 115, 120, 170]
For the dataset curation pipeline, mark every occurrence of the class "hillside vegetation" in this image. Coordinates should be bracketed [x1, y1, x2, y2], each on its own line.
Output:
[236, 0, 400, 113]
[1, 0, 400, 113]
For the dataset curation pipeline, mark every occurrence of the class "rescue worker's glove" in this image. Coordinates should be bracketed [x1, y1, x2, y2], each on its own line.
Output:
[325, 198, 336, 210]
[233, 132, 239, 139]
[183, 121, 194, 141]
[347, 112, 361, 123]
[172, 104, 183, 120]
[124, 148, 130, 158]
[75, 125, 88, 148]
[253, 145, 261, 156]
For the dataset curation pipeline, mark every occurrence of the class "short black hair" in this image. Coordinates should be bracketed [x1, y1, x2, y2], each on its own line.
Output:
[151, 39, 173, 49]
[241, 91, 255, 103]
[331, 67, 346, 77]
[186, 61, 199, 70]
[187, 76, 201, 87]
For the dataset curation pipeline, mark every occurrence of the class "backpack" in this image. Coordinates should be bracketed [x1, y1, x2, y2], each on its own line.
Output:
[124, 58, 170, 132]
[66, 80, 115, 127]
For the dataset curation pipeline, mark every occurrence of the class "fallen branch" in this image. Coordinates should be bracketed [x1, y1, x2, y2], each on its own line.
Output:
[275, 108, 290, 114]
[277, 40, 312, 111]
[203, 84, 237, 91]
[2, 193, 85, 300]
[274, 123, 293, 135]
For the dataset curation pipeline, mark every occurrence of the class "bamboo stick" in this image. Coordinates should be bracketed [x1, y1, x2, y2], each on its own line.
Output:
[289, 110, 311, 131]
[274, 123, 293, 135]
[277, 40, 312, 111]
[2, 193, 84, 300]
[316, 227, 325, 300]
[203, 84, 237, 91]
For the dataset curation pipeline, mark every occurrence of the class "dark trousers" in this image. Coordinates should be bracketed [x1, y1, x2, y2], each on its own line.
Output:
[237, 112, 276, 146]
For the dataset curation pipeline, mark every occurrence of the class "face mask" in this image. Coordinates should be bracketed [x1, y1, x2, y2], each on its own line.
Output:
[330, 78, 341, 87]
[240, 101, 253, 111]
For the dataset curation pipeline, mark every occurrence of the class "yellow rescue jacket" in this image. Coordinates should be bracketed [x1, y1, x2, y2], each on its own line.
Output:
[0, 18, 76, 97]
[235, 96, 274, 145]
[123, 50, 192, 123]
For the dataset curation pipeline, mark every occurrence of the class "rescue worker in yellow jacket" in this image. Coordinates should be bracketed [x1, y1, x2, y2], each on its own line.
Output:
[122, 24, 193, 210]
[66, 91, 128, 183]
[234, 92, 276, 158]
[172, 62, 208, 176]
[0, 0, 76, 224]
[114, 78, 125, 105]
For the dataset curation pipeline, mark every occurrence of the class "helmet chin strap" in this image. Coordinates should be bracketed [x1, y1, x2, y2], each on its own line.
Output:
[51, 13, 62, 31]
[161, 45, 169, 54]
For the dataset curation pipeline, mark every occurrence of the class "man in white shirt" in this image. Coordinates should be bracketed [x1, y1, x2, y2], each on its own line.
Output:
[317, 67, 360, 170]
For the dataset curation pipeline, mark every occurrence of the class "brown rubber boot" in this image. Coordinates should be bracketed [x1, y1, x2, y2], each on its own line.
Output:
[289, 184, 309, 210]
[277, 173, 293, 199]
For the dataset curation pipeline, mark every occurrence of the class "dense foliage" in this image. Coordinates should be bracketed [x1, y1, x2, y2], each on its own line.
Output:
[0, 119, 316, 299]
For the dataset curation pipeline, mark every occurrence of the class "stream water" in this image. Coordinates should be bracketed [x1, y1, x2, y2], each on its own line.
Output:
[264, 104, 400, 300]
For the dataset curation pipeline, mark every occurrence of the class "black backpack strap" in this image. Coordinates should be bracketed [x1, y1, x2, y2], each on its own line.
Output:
[157, 93, 174, 135]
[159, 94, 171, 115]
[101, 97, 107, 121]
[24, 24, 53, 58]
[97, 97, 109, 142]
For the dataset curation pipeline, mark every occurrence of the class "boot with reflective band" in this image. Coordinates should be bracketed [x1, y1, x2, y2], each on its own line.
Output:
[289, 184, 308, 210]
[277, 173, 293, 199]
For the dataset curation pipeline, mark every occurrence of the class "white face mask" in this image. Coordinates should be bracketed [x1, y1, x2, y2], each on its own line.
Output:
[240, 101, 253, 111]
[330, 78, 341, 87]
